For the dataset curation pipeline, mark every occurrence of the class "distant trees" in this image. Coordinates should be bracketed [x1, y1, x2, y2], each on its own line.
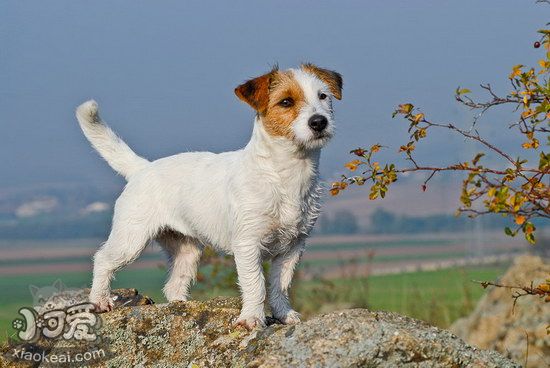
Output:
[369, 209, 515, 234]
[315, 208, 519, 235]
[316, 210, 360, 235]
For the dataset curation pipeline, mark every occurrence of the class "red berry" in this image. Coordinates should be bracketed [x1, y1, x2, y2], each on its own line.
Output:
[534, 41, 541, 48]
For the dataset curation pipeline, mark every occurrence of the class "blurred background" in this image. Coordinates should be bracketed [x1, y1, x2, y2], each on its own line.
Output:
[1, 0, 549, 341]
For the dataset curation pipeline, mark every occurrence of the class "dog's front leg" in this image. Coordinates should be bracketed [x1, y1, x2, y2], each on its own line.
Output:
[233, 242, 266, 330]
[268, 241, 304, 324]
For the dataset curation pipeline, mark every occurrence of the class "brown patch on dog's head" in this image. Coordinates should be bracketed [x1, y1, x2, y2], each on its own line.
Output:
[262, 71, 305, 139]
[235, 68, 306, 139]
[301, 63, 343, 100]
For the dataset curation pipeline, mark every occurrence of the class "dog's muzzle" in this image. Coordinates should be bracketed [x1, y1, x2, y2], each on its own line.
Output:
[308, 114, 328, 133]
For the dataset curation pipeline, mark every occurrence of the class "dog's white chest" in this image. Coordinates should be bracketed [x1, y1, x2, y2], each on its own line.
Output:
[260, 178, 321, 255]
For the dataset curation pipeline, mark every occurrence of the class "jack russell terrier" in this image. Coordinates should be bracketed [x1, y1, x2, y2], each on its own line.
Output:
[75, 63, 342, 329]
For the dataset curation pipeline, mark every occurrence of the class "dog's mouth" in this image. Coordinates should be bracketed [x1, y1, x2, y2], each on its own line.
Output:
[313, 131, 331, 140]
[301, 131, 332, 150]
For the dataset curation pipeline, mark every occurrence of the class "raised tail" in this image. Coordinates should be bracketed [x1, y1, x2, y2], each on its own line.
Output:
[75, 100, 149, 180]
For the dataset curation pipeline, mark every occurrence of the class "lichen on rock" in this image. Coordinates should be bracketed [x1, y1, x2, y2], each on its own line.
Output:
[1, 290, 520, 367]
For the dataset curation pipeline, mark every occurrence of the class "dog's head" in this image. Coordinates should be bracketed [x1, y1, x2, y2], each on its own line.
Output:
[235, 64, 342, 150]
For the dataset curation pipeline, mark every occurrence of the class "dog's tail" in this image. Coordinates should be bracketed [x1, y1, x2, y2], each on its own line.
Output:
[76, 100, 150, 180]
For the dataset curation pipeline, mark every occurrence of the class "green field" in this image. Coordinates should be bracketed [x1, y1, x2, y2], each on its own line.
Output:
[294, 265, 507, 327]
[0, 264, 507, 342]
[300, 250, 471, 267]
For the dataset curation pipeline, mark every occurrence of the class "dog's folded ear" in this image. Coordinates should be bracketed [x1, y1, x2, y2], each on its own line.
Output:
[234, 68, 277, 113]
[301, 63, 343, 100]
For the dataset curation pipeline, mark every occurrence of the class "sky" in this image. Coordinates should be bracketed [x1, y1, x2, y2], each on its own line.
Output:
[1, 0, 548, 190]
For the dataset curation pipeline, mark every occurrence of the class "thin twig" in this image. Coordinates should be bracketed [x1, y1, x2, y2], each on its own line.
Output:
[472, 280, 549, 314]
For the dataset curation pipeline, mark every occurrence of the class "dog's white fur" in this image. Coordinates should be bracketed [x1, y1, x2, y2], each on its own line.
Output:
[76, 67, 337, 329]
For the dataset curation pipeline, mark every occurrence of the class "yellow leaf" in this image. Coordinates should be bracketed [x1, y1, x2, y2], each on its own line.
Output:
[522, 138, 540, 149]
[345, 160, 361, 172]
[512, 64, 524, 70]
[509, 65, 523, 79]
[515, 215, 526, 225]
[398, 103, 414, 114]
[399, 144, 415, 153]
[413, 113, 424, 123]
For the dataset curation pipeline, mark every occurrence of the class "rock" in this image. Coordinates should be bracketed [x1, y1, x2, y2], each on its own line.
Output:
[451, 254, 550, 367]
[245, 309, 518, 368]
[1, 290, 519, 368]
[34, 287, 154, 314]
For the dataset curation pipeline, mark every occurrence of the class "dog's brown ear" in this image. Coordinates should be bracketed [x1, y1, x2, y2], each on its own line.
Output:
[234, 68, 277, 113]
[301, 63, 343, 100]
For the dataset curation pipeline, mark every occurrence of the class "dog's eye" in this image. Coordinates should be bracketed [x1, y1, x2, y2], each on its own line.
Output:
[319, 92, 328, 100]
[278, 98, 294, 108]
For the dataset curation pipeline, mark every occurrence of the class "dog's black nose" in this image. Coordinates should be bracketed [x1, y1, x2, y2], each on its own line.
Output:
[308, 114, 328, 132]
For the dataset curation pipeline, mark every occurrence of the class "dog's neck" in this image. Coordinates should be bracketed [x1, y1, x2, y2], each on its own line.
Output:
[244, 117, 321, 182]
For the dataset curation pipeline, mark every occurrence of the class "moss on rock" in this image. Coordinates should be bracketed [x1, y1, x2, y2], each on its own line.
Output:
[1, 290, 519, 367]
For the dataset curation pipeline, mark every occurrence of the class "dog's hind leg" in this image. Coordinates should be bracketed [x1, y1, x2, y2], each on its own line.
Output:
[159, 233, 203, 302]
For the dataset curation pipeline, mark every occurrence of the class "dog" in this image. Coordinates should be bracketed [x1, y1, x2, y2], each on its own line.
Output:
[75, 63, 342, 330]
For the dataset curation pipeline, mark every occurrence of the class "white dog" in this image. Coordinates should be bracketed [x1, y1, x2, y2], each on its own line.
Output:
[76, 63, 342, 329]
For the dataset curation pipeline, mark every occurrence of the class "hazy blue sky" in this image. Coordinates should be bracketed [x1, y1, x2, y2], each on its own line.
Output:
[1, 1, 548, 189]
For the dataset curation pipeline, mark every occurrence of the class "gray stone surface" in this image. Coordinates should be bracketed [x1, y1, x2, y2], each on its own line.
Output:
[1, 292, 519, 367]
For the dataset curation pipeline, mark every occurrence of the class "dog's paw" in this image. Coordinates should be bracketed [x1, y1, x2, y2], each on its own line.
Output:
[234, 314, 266, 331]
[76, 100, 99, 120]
[90, 294, 114, 313]
[276, 309, 301, 325]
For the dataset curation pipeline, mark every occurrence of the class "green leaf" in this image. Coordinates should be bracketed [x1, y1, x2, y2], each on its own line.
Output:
[472, 152, 485, 165]
[539, 151, 550, 170]
[504, 227, 515, 236]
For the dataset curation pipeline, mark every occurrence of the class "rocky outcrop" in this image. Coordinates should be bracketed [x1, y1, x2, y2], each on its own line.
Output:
[451, 254, 550, 367]
[1, 289, 519, 368]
